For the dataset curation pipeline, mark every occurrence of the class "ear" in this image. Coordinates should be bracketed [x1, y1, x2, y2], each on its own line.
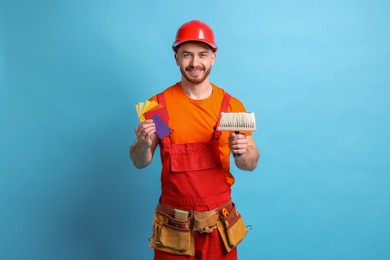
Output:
[211, 52, 216, 66]
[174, 53, 179, 66]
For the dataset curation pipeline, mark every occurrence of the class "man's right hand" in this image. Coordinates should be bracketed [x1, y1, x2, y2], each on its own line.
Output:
[134, 119, 156, 149]
[130, 119, 159, 169]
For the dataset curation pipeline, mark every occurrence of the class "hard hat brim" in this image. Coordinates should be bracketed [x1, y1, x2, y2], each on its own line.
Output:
[172, 40, 217, 52]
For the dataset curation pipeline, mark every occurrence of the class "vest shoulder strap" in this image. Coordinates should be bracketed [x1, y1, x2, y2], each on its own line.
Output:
[213, 92, 231, 140]
[156, 92, 166, 107]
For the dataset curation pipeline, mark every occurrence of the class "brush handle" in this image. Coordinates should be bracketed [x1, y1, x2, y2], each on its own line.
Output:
[233, 131, 242, 157]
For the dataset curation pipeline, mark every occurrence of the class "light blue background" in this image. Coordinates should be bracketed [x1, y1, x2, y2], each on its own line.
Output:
[1, 0, 389, 259]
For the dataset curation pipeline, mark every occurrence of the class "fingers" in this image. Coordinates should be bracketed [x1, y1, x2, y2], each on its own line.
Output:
[228, 132, 248, 155]
[135, 119, 156, 142]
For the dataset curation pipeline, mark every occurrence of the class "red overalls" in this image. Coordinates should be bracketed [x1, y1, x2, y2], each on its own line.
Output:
[154, 92, 238, 260]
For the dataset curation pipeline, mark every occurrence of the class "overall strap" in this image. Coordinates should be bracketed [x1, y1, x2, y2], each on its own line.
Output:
[156, 92, 171, 145]
[213, 92, 231, 140]
[157, 92, 166, 107]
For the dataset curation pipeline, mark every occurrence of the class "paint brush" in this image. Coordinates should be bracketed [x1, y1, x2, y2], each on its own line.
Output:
[217, 112, 256, 157]
[217, 112, 256, 132]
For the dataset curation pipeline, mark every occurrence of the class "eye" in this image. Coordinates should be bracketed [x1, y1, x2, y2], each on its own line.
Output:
[182, 53, 191, 58]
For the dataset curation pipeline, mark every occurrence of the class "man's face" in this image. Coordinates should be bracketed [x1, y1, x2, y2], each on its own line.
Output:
[175, 42, 216, 84]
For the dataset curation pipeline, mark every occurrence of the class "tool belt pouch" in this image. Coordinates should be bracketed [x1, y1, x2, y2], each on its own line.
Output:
[217, 205, 248, 253]
[149, 211, 194, 256]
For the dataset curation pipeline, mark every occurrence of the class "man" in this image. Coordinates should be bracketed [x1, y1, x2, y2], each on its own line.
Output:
[130, 20, 260, 260]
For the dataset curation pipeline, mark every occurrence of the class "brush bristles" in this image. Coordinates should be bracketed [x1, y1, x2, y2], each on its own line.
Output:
[217, 112, 256, 132]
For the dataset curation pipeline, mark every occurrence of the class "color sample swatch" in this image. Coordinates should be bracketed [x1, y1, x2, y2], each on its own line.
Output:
[135, 100, 171, 138]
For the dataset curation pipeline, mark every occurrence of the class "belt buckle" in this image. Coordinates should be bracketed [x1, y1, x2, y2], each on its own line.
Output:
[197, 224, 211, 233]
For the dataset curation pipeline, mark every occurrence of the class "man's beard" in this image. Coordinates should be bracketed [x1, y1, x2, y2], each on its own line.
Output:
[180, 65, 212, 84]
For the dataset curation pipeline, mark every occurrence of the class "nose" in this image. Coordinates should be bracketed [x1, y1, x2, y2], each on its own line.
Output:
[190, 55, 200, 67]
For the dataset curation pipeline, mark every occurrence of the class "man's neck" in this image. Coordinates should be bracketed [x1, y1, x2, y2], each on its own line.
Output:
[180, 79, 212, 100]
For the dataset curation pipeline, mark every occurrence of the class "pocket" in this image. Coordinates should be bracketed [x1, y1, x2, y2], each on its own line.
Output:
[226, 216, 247, 246]
[217, 205, 248, 252]
[170, 142, 217, 172]
[160, 223, 191, 251]
[149, 212, 194, 255]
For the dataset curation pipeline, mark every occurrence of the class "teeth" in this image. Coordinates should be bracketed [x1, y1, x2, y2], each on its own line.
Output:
[187, 67, 202, 72]
[188, 69, 202, 74]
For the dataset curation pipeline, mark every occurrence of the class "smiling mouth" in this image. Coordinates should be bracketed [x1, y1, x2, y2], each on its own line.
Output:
[186, 67, 203, 76]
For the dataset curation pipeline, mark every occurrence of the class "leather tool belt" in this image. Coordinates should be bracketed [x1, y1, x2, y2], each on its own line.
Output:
[149, 202, 248, 255]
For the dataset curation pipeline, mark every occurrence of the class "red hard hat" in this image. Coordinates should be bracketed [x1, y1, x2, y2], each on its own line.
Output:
[172, 20, 217, 52]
